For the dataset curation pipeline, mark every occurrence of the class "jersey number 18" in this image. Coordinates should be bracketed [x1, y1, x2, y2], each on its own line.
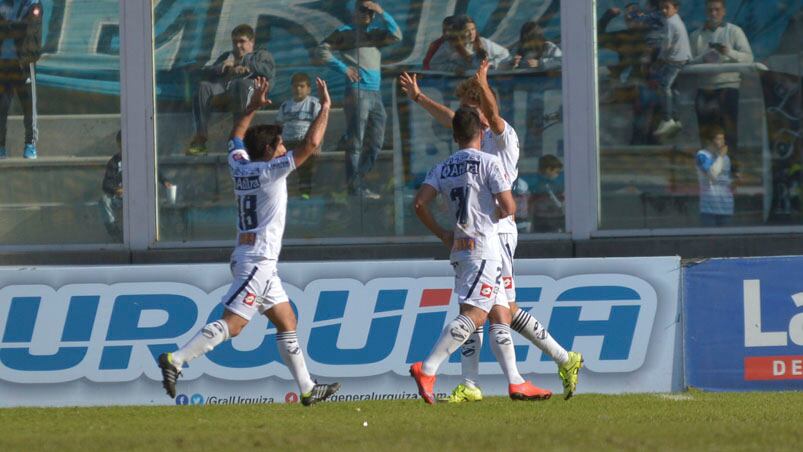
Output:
[238, 194, 258, 230]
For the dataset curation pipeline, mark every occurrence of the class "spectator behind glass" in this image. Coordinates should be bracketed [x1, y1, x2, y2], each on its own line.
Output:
[186, 24, 276, 156]
[0, 0, 41, 160]
[423, 15, 458, 70]
[598, 3, 654, 82]
[652, 0, 691, 138]
[695, 126, 733, 227]
[508, 22, 561, 71]
[276, 73, 322, 200]
[690, 0, 753, 172]
[429, 15, 509, 75]
[521, 154, 565, 233]
[315, 1, 402, 200]
[100, 131, 173, 240]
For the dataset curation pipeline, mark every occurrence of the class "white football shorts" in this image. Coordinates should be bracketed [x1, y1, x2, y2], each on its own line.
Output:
[221, 258, 288, 321]
[499, 232, 518, 303]
[452, 258, 508, 312]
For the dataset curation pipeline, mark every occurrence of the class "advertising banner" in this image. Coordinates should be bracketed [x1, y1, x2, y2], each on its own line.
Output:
[684, 257, 803, 391]
[0, 257, 681, 407]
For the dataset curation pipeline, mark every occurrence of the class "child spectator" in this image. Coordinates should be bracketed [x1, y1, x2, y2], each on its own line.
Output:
[508, 22, 562, 71]
[429, 15, 509, 74]
[652, 0, 691, 138]
[523, 154, 565, 233]
[695, 127, 733, 226]
[276, 73, 322, 200]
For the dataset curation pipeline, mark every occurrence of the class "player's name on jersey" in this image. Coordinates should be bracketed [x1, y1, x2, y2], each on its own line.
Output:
[454, 238, 476, 251]
[440, 160, 480, 178]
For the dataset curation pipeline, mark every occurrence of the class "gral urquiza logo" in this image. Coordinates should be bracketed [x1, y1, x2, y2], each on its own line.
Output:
[0, 275, 657, 383]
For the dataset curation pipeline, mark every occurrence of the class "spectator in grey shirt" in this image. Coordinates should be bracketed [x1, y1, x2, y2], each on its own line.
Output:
[186, 24, 276, 156]
[652, 0, 691, 138]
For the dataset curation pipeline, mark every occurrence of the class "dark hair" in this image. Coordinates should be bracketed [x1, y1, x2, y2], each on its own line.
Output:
[290, 72, 311, 86]
[517, 21, 547, 58]
[538, 154, 563, 172]
[231, 24, 255, 41]
[452, 107, 482, 145]
[661, 0, 680, 7]
[244, 124, 283, 161]
[703, 125, 725, 143]
[448, 15, 488, 62]
[706, 0, 725, 5]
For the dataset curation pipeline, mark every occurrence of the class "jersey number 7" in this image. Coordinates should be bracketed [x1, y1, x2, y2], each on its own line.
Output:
[450, 187, 470, 225]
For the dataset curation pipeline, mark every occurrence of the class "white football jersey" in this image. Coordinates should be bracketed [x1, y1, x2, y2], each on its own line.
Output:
[227, 138, 296, 260]
[424, 148, 511, 261]
[481, 120, 520, 234]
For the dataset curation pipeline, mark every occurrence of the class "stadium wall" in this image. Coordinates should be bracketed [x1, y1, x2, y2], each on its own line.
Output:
[0, 257, 681, 407]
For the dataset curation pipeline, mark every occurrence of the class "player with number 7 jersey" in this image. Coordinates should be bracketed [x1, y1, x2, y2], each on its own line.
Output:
[157, 76, 341, 407]
[410, 107, 552, 404]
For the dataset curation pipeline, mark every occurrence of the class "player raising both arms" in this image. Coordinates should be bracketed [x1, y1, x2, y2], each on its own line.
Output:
[158, 76, 341, 406]
[400, 61, 583, 401]
[410, 107, 552, 404]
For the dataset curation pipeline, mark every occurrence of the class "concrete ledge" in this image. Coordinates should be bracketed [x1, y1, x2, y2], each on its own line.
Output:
[6, 234, 803, 266]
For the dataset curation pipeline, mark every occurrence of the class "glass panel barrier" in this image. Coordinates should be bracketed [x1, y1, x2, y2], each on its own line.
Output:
[0, 0, 121, 245]
[597, 0, 802, 229]
[152, 0, 565, 243]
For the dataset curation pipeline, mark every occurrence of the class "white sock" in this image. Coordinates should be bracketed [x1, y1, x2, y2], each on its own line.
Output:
[172, 320, 229, 367]
[511, 309, 569, 365]
[276, 331, 315, 394]
[422, 314, 475, 375]
[461, 327, 483, 389]
[489, 323, 525, 385]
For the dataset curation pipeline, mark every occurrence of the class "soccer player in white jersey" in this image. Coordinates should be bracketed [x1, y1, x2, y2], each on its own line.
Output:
[158, 77, 341, 406]
[400, 61, 583, 401]
[410, 107, 552, 404]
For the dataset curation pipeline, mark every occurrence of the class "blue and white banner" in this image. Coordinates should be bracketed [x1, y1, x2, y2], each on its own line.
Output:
[0, 256, 681, 407]
[684, 257, 803, 391]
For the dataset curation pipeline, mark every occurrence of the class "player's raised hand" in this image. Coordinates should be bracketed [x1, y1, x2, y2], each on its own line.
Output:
[475, 59, 491, 86]
[399, 72, 421, 101]
[247, 76, 272, 112]
[316, 77, 331, 109]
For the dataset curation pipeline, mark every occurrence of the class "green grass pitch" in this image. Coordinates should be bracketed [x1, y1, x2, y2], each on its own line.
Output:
[1, 391, 801, 451]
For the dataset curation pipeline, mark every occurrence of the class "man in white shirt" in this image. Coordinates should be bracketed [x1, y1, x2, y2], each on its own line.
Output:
[410, 107, 552, 404]
[400, 62, 583, 402]
[690, 0, 753, 168]
[158, 76, 341, 406]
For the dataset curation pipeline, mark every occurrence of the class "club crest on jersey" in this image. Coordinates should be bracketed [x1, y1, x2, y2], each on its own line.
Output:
[243, 293, 257, 306]
[479, 284, 494, 298]
[502, 276, 513, 289]
[441, 160, 479, 179]
[235, 176, 261, 190]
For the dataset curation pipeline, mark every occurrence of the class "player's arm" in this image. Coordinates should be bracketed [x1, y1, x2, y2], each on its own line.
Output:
[399, 72, 455, 129]
[475, 59, 505, 135]
[495, 190, 516, 219]
[413, 184, 453, 249]
[230, 77, 271, 141]
[293, 78, 331, 167]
